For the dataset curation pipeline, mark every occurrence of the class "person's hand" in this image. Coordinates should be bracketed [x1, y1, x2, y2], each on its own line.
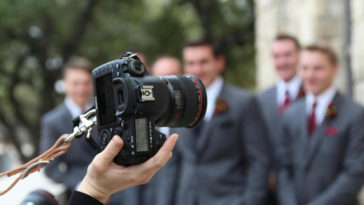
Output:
[77, 134, 178, 203]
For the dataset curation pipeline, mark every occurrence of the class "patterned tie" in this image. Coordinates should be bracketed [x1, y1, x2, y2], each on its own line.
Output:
[308, 101, 317, 136]
[279, 90, 291, 115]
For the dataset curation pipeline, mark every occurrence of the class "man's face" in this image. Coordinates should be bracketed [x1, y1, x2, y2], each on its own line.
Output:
[183, 45, 224, 87]
[63, 68, 93, 107]
[271, 40, 299, 82]
[300, 51, 338, 96]
[152, 58, 182, 76]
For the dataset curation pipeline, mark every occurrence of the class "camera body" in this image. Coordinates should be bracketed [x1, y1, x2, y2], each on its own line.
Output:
[92, 52, 207, 165]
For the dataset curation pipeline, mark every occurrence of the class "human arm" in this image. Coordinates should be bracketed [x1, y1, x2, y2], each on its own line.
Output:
[68, 133, 178, 204]
[242, 97, 270, 205]
[276, 120, 298, 205]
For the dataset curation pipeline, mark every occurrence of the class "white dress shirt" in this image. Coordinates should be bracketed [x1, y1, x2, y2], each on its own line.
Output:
[204, 76, 224, 122]
[157, 77, 223, 137]
[64, 97, 93, 119]
[305, 86, 337, 126]
[276, 76, 302, 106]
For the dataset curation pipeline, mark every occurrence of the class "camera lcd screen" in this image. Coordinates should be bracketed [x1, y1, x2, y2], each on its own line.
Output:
[135, 118, 149, 152]
[96, 73, 116, 127]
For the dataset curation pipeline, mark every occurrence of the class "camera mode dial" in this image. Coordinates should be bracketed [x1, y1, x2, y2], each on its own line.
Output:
[128, 60, 145, 76]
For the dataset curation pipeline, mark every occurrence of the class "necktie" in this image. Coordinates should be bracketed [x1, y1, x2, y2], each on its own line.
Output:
[279, 90, 291, 114]
[308, 101, 317, 136]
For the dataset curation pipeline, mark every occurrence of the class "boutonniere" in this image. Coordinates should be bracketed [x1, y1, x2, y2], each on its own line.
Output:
[326, 103, 337, 120]
[325, 126, 338, 136]
[214, 98, 229, 115]
[297, 87, 306, 99]
[325, 103, 338, 136]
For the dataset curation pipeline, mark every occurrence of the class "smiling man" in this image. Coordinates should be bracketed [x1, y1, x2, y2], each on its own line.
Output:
[257, 35, 304, 204]
[277, 44, 364, 205]
[159, 39, 269, 205]
[40, 57, 98, 198]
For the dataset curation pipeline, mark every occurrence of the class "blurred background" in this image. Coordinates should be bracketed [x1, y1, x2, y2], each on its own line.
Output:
[0, 0, 255, 203]
[1, 0, 364, 204]
[0, 0, 255, 163]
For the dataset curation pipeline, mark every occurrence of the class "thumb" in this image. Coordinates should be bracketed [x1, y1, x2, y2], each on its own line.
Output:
[98, 135, 124, 165]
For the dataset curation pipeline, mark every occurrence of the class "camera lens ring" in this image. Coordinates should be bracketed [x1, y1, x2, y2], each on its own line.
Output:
[186, 75, 206, 127]
[156, 74, 206, 128]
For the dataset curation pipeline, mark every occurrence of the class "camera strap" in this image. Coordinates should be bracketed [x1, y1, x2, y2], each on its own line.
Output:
[0, 109, 97, 196]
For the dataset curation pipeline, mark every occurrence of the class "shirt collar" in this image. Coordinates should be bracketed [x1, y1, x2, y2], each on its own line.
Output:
[64, 97, 92, 119]
[277, 76, 302, 105]
[205, 76, 224, 121]
[305, 85, 337, 124]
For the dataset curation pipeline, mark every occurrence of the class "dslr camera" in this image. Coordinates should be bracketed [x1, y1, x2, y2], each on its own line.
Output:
[92, 52, 207, 165]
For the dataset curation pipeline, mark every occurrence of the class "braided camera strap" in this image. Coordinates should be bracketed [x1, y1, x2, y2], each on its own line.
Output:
[0, 135, 73, 196]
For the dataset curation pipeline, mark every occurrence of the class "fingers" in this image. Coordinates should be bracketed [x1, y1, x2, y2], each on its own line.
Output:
[97, 135, 124, 167]
[144, 133, 178, 170]
[60, 134, 69, 138]
[159, 133, 178, 155]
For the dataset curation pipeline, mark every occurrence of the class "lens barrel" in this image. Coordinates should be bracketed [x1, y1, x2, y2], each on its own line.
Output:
[155, 74, 207, 128]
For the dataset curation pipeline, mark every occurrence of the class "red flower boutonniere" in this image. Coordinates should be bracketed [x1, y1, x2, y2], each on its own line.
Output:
[326, 103, 337, 120]
[325, 126, 338, 136]
[214, 99, 229, 115]
[325, 103, 338, 136]
[297, 87, 306, 99]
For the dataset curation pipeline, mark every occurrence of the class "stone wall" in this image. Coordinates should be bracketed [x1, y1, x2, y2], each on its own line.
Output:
[255, 0, 364, 203]
[255, 0, 347, 93]
[352, 0, 364, 104]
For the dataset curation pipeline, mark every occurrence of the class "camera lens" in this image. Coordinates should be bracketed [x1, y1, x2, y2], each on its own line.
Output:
[156, 74, 207, 128]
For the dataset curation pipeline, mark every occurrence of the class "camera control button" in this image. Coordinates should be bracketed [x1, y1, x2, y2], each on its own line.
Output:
[114, 127, 123, 135]
[120, 120, 128, 128]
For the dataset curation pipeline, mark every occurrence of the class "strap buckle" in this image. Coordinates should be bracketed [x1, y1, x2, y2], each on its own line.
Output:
[65, 109, 97, 143]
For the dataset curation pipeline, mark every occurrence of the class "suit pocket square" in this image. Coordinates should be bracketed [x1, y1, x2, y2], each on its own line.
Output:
[325, 126, 338, 136]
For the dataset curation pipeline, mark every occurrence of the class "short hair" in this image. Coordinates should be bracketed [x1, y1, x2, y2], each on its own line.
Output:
[303, 44, 338, 66]
[274, 34, 301, 50]
[182, 38, 222, 57]
[151, 55, 183, 73]
[62, 56, 93, 77]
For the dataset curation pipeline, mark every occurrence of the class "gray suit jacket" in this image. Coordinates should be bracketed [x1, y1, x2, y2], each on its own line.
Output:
[257, 85, 304, 165]
[40, 103, 98, 189]
[277, 93, 364, 205]
[257, 86, 281, 166]
[159, 83, 269, 205]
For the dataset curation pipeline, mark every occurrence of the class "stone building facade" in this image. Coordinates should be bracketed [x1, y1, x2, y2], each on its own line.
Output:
[255, 0, 364, 203]
[255, 0, 364, 104]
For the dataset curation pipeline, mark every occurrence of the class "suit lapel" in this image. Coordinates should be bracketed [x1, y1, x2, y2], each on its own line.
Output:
[195, 84, 229, 154]
[266, 86, 279, 125]
[303, 93, 342, 170]
[292, 101, 309, 168]
[61, 103, 74, 129]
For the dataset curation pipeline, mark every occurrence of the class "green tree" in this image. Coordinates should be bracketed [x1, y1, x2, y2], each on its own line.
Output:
[0, 0, 255, 162]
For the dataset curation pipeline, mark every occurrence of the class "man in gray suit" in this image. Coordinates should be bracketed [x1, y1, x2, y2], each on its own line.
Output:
[257, 34, 304, 203]
[160, 39, 269, 205]
[40, 57, 98, 194]
[277, 44, 364, 205]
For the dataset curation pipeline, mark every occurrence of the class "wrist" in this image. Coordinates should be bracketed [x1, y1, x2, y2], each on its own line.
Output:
[77, 176, 110, 204]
